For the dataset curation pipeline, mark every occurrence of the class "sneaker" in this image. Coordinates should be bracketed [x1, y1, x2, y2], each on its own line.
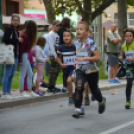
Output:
[69, 97, 74, 105]
[108, 79, 113, 83]
[91, 95, 96, 101]
[80, 105, 85, 115]
[1, 95, 14, 100]
[28, 91, 40, 97]
[84, 95, 90, 106]
[113, 79, 121, 83]
[54, 87, 61, 92]
[7, 94, 18, 99]
[125, 102, 131, 109]
[47, 88, 56, 93]
[35, 90, 44, 96]
[19, 92, 31, 98]
[72, 108, 81, 118]
[62, 87, 68, 93]
[98, 97, 106, 114]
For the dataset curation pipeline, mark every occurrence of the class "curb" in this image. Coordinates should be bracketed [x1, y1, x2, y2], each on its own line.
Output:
[0, 83, 126, 109]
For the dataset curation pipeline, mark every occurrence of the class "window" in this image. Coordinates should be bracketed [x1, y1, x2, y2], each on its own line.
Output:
[128, 13, 134, 27]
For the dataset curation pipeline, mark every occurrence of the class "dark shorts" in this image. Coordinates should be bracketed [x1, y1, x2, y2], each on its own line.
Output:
[108, 53, 119, 66]
[63, 69, 74, 87]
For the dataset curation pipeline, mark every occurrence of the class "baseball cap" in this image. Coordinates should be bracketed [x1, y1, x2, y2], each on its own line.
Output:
[52, 20, 61, 25]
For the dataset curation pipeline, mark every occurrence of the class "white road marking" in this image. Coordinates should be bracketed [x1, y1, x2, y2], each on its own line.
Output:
[99, 120, 134, 134]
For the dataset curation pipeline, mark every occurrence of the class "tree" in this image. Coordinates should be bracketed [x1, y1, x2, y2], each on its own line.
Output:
[42, 0, 116, 25]
[42, 0, 56, 23]
[117, 0, 134, 45]
[118, 0, 127, 45]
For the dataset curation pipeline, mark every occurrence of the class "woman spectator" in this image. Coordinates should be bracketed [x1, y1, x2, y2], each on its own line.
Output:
[1, 14, 23, 100]
[19, 20, 39, 98]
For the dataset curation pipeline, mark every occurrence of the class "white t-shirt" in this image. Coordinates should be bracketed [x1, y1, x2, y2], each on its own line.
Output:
[33, 72, 43, 86]
[0, 29, 4, 37]
[48, 31, 59, 58]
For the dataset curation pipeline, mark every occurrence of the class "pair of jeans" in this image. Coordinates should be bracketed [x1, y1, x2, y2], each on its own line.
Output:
[2, 56, 18, 94]
[75, 70, 103, 108]
[19, 53, 33, 90]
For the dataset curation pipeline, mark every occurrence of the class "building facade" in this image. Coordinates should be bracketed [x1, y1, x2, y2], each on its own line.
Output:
[2, 0, 24, 16]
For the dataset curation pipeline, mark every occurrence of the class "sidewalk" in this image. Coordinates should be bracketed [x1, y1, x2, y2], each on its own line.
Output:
[0, 78, 127, 109]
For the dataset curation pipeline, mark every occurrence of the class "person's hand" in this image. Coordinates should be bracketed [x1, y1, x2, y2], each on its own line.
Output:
[118, 38, 122, 42]
[55, 57, 58, 62]
[61, 64, 67, 69]
[45, 58, 50, 62]
[18, 62, 22, 66]
[129, 58, 134, 63]
[74, 63, 76, 68]
[75, 57, 83, 62]
[18, 37, 23, 43]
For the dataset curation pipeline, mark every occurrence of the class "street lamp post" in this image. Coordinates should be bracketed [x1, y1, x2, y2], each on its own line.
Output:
[60, 4, 66, 18]
[0, 0, 2, 30]
[0, 0, 3, 86]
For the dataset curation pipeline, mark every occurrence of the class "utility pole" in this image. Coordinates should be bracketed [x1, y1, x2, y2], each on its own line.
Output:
[0, 0, 4, 86]
[0, 0, 2, 30]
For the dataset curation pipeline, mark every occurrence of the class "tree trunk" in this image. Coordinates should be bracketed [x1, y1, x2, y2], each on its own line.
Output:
[118, 0, 127, 45]
[82, 0, 91, 25]
[43, 0, 56, 24]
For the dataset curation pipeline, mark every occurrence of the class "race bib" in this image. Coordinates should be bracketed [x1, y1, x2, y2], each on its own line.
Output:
[63, 56, 76, 65]
[125, 51, 134, 59]
[76, 52, 89, 64]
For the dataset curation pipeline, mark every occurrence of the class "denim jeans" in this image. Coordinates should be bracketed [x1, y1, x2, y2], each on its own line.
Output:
[19, 53, 33, 90]
[2, 56, 18, 94]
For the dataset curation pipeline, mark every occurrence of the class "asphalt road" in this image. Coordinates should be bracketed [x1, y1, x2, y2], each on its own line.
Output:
[1, 88, 134, 134]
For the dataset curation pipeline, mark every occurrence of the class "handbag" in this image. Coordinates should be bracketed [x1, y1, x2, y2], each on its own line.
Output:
[0, 43, 14, 64]
[0, 32, 14, 64]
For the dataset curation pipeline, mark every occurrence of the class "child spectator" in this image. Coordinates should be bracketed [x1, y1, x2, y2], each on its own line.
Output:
[34, 37, 46, 96]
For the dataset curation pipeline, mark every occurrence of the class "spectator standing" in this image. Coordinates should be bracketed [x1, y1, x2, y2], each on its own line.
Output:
[107, 23, 122, 83]
[47, 20, 61, 92]
[19, 20, 39, 98]
[1, 15, 23, 100]
[43, 25, 53, 78]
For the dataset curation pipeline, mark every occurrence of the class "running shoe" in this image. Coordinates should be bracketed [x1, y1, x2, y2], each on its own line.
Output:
[84, 95, 90, 106]
[108, 79, 113, 83]
[125, 102, 131, 109]
[80, 105, 85, 115]
[35, 90, 44, 96]
[1, 94, 14, 100]
[98, 97, 106, 114]
[113, 79, 121, 83]
[72, 109, 81, 118]
[69, 97, 74, 105]
[54, 87, 61, 92]
[62, 87, 68, 93]
[19, 92, 31, 98]
[47, 88, 56, 93]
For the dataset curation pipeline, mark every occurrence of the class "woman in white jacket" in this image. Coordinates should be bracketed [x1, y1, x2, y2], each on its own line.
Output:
[34, 37, 46, 96]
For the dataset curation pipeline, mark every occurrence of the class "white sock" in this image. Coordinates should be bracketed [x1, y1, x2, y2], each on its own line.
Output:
[75, 108, 81, 113]
[81, 104, 84, 109]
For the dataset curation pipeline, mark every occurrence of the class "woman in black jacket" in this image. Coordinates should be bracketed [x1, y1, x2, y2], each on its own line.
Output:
[1, 14, 23, 100]
[58, 17, 71, 45]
